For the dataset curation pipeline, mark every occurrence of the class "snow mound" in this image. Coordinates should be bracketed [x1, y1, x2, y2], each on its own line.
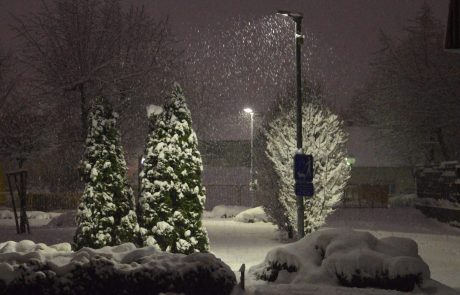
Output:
[249, 228, 430, 292]
[234, 206, 268, 223]
[0, 240, 72, 254]
[204, 205, 249, 219]
[0, 241, 236, 295]
[0, 210, 61, 220]
[46, 211, 76, 228]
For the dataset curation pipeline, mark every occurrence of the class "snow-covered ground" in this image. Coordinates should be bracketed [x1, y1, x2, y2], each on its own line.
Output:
[0, 209, 62, 227]
[0, 207, 459, 292]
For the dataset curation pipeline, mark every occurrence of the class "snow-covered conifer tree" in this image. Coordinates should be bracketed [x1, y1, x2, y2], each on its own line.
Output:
[266, 99, 350, 235]
[74, 100, 140, 249]
[138, 83, 209, 254]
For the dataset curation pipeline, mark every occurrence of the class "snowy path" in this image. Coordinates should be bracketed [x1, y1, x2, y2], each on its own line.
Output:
[203, 219, 282, 270]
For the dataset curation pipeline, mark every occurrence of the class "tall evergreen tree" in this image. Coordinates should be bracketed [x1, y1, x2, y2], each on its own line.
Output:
[138, 83, 209, 254]
[138, 104, 173, 250]
[74, 100, 140, 249]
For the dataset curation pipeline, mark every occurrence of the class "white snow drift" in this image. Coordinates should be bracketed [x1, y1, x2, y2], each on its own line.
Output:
[0, 210, 61, 220]
[204, 205, 249, 219]
[249, 228, 430, 291]
[234, 206, 268, 223]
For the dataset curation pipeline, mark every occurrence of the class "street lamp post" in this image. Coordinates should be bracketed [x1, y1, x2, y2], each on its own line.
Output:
[244, 108, 255, 206]
[277, 9, 306, 238]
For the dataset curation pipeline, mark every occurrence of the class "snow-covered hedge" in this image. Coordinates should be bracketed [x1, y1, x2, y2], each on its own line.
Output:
[249, 229, 430, 292]
[0, 241, 236, 295]
[234, 206, 268, 223]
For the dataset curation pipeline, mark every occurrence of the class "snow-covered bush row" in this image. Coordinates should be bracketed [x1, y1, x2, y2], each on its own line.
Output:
[388, 194, 417, 208]
[415, 197, 460, 210]
[249, 229, 430, 292]
[0, 210, 61, 220]
[0, 241, 236, 295]
[234, 206, 269, 223]
[204, 205, 249, 219]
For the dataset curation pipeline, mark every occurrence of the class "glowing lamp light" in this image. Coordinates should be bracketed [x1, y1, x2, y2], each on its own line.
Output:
[346, 156, 356, 167]
[243, 108, 254, 114]
[276, 10, 303, 20]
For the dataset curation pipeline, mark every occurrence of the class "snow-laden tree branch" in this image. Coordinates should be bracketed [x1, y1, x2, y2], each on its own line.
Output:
[265, 99, 350, 235]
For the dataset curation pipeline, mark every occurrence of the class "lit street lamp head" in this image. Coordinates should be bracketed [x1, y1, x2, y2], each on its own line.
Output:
[276, 9, 303, 21]
[243, 108, 254, 114]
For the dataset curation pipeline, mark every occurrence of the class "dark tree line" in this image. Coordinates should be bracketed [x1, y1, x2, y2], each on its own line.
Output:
[14, 0, 179, 139]
[353, 4, 460, 164]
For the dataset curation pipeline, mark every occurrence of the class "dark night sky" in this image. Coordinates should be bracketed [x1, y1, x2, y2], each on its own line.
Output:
[0, 1, 452, 165]
[0, 0, 449, 106]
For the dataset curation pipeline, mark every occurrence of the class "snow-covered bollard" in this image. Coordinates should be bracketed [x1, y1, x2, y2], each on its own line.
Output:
[239, 263, 246, 290]
[0, 241, 236, 295]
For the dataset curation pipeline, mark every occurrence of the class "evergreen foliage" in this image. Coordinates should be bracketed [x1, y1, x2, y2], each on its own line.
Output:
[139, 83, 209, 254]
[74, 100, 140, 249]
[265, 96, 350, 236]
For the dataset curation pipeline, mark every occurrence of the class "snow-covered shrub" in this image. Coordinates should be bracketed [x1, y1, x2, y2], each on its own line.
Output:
[74, 101, 140, 249]
[0, 241, 236, 295]
[234, 206, 268, 223]
[265, 98, 350, 235]
[388, 194, 417, 208]
[138, 83, 209, 254]
[249, 228, 430, 292]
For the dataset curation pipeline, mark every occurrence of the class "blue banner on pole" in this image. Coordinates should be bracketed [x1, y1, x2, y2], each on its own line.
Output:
[294, 153, 314, 197]
[295, 181, 314, 197]
[294, 154, 313, 182]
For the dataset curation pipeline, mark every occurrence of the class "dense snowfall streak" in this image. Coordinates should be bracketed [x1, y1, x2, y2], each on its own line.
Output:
[183, 16, 336, 138]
